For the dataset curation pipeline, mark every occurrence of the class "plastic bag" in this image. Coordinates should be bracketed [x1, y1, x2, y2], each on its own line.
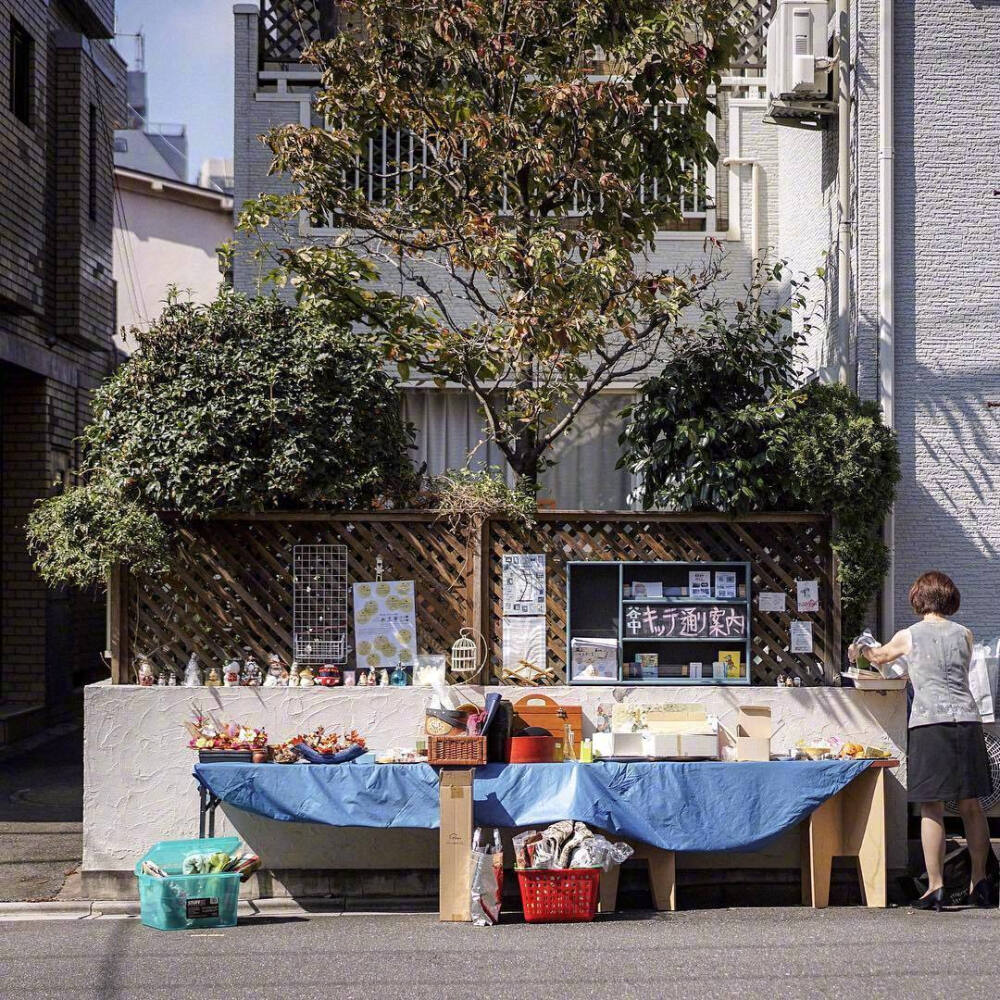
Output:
[470, 828, 503, 926]
[568, 835, 634, 871]
[969, 644, 995, 723]
[512, 831, 541, 869]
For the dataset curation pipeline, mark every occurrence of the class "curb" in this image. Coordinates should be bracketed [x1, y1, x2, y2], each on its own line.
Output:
[0, 900, 92, 921]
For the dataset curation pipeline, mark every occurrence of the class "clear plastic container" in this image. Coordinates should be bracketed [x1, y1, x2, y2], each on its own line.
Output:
[134, 837, 243, 931]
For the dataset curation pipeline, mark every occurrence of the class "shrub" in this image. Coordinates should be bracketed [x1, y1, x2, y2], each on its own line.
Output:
[27, 291, 418, 587]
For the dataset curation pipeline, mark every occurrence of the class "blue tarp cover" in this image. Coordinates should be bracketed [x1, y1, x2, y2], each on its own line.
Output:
[195, 759, 873, 853]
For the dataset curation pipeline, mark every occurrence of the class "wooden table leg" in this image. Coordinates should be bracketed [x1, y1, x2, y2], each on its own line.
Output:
[841, 767, 887, 908]
[646, 847, 677, 912]
[807, 794, 840, 909]
[804, 766, 889, 909]
[599, 865, 621, 913]
[599, 843, 676, 913]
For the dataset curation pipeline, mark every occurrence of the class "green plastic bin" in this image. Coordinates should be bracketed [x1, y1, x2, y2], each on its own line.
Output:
[135, 837, 242, 931]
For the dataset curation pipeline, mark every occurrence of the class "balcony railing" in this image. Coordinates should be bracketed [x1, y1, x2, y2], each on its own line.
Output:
[307, 110, 712, 232]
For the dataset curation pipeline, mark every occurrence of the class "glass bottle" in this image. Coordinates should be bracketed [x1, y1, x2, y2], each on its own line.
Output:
[390, 661, 407, 687]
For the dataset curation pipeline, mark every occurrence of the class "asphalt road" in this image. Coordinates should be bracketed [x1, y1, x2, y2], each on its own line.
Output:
[2, 906, 999, 1000]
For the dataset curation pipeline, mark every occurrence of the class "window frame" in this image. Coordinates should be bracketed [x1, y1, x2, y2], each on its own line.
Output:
[9, 16, 34, 127]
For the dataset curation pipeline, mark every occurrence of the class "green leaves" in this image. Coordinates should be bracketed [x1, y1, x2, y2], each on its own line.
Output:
[26, 291, 419, 588]
[620, 261, 900, 643]
[245, 0, 737, 486]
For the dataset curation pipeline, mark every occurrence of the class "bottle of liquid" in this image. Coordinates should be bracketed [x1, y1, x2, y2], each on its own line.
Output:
[580, 738, 593, 763]
[390, 662, 408, 687]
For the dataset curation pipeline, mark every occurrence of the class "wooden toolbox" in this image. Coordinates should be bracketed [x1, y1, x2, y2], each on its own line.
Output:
[513, 694, 583, 758]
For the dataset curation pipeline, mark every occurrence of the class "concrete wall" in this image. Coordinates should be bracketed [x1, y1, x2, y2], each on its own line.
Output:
[112, 171, 233, 347]
[83, 682, 909, 895]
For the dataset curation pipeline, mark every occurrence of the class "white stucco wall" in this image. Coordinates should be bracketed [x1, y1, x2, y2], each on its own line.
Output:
[112, 174, 233, 349]
[84, 682, 909, 886]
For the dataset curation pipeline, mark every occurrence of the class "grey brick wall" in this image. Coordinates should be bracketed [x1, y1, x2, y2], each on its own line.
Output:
[0, 1, 126, 718]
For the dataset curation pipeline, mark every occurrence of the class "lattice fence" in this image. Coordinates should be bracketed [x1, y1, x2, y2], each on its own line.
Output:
[259, 0, 338, 65]
[113, 512, 837, 687]
[120, 515, 471, 682]
[729, 0, 773, 70]
[257, 0, 773, 70]
[486, 513, 838, 686]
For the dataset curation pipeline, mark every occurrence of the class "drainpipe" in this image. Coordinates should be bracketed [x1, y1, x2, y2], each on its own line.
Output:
[836, 0, 853, 389]
[878, 0, 895, 636]
[722, 157, 762, 265]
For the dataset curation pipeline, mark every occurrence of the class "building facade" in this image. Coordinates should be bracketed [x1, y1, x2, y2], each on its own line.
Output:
[231, 1, 768, 509]
[0, 0, 125, 741]
[231, 0, 1000, 644]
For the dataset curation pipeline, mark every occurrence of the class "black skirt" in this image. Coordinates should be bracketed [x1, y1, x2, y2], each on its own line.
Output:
[907, 721, 993, 803]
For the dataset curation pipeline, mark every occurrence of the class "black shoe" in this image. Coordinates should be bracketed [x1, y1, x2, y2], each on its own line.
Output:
[970, 879, 994, 909]
[912, 887, 946, 911]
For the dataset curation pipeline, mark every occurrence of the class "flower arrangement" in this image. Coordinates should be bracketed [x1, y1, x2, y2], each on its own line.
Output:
[281, 726, 366, 755]
[185, 713, 267, 751]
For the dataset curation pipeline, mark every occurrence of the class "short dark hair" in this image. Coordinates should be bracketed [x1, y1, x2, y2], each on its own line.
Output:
[909, 571, 960, 616]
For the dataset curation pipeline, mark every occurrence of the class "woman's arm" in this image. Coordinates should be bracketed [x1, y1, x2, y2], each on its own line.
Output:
[853, 628, 912, 667]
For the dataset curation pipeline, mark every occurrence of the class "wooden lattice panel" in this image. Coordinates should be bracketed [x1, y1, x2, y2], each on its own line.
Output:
[259, 0, 336, 65]
[486, 513, 837, 686]
[730, 0, 773, 69]
[126, 514, 471, 681]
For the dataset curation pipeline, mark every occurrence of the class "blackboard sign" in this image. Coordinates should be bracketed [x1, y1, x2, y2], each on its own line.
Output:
[624, 604, 747, 640]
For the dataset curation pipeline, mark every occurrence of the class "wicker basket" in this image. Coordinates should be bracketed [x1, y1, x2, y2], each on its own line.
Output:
[517, 868, 601, 923]
[427, 734, 488, 766]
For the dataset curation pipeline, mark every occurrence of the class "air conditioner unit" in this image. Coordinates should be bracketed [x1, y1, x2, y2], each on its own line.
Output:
[766, 0, 831, 101]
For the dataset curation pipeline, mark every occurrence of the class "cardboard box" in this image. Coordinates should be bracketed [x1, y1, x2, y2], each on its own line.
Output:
[439, 769, 473, 921]
[735, 705, 772, 761]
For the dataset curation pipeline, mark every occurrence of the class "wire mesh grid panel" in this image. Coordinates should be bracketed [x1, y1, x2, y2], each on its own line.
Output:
[293, 544, 348, 664]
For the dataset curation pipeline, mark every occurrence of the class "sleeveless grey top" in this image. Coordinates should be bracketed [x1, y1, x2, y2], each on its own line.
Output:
[906, 619, 979, 729]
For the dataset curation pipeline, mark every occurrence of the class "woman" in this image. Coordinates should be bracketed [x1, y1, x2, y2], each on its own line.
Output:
[849, 570, 993, 910]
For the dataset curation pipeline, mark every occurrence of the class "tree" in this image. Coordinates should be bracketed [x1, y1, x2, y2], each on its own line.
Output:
[27, 291, 418, 587]
[619, 265, 900, 640]
[240, 0, 738, 488]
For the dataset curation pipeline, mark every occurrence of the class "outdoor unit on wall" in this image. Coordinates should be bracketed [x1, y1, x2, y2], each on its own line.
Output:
[764, 0, 837, 129]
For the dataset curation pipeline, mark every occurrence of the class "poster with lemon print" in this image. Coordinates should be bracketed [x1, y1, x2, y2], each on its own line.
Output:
[352, 580, 418, 669]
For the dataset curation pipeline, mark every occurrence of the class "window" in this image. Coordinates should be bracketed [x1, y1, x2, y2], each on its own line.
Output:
[88, 104, 98, 221]
[10, 17, 33, 125]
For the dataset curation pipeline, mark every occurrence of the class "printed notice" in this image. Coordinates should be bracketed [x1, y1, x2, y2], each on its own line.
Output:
[796, 580, 820, 613]
[689, 570, 712, 598]
[790, 621, 814, 654]
[353, 580, 417, 669]
[502, 553, 546, 616]
[715, 571, 737, 599]
[758, 591, 786, 613]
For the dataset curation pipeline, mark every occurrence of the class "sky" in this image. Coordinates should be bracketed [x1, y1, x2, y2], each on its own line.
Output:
[113, 0, 235, 184]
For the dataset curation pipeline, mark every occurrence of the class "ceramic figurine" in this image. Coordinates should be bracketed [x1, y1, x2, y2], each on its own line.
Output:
[167, 672, 178, 686]
[223, 660, 241, 687]
[367, 669, 378, 687]
[299, 665, 315, 687]
[379, 668, 390, 687]
[205, 667, 221, 688]
[137, 659, 155, 687]
[242, 657, 262, 687]
[183, 653, 203, 687]
[288, 662, 300, 687]
[344, 670, 356, 687]
[263, 654, 285, 688]
[156, 670, 168, 686]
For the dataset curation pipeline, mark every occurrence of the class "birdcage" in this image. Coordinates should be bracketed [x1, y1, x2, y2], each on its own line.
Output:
[449, 628, 487, 680]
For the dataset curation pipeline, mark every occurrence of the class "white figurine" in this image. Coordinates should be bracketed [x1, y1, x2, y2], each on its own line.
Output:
[379, 668, 390, 687]
[263, 654, 285, 688]
[288, 662, 300, 687]
[137, 659, 155, 687]
[183, 653, 203, 687]
[223, 660, 241, 687]
[242, 657, 262, 687]
[167, 672, 178, 687]
[156, 670, 168, 686]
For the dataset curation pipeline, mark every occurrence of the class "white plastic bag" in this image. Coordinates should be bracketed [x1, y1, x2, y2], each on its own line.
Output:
[969, 644, 995, 723]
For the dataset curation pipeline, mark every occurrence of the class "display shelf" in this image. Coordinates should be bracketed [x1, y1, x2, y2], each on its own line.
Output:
[567, 560, 752, 686]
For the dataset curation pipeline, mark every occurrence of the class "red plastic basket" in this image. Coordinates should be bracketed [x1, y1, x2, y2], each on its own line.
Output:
[516, 867, 601, 923]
